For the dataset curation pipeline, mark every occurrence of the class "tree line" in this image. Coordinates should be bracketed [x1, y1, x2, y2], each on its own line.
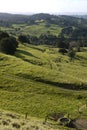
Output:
[0, 26, 87, 62]
[18, 26, 87, 48]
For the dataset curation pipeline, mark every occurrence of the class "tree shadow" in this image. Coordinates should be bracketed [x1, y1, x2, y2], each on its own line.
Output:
[15, 49, 40, 59]
[15, 72, 87, 90]
[77, 55, 87, 61]
[24, 44, 45, 52]
[15, 49, 42, 65]
[35, 78, 87, 90]
[81, 48, 87, 52]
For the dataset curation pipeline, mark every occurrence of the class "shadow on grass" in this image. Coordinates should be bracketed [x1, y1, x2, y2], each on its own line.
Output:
[76, 55, 87, 61]
[16, 49, 39, 59]
[15, 49, 41, 65]
[23, 44, 45, 52]
[16, 73, 87, 90]
[82, 48, 87, 52]
[36, 78, 87, 90]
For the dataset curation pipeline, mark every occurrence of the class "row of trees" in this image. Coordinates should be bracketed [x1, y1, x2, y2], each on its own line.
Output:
[0, 31, 18, 55]
[18, 24, 87, 61]
[18, 31, 87, 49]
[0, 25, 87, 58]
[18, 33, 63, 46]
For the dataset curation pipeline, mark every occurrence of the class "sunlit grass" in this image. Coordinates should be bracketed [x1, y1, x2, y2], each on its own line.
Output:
[0, 22, 62, 37]
[0, 44, 87, 120]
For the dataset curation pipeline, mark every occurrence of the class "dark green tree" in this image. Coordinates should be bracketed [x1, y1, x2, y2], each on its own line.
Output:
[0, 37, 18, 55]
[57, 34, 69, 49]
[0, 31, 9, 40]
[30, 36, 38, 45]
[18, 35, 30, 44]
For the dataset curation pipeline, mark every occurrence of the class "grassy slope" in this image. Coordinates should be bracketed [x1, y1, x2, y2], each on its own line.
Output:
[0, 22, 62, 36]
[0, 44, 87, 121]
[21, 23, 62, 36]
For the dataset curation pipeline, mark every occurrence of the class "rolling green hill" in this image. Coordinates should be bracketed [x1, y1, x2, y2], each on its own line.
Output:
[0, 13, 87, 129]
[0, 13, 87, 49]
[0, 13, 87, 37]
[0, 21, 62, 37]
[0, 44, 87, 118]
[12, 22, 62, 36]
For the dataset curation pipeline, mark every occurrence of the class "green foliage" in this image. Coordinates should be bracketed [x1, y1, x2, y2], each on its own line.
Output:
[0, 36, 18, 55]
[39, 33, 58, 45]
[0, 31, 9, 40]
[18, 34, 30, 44]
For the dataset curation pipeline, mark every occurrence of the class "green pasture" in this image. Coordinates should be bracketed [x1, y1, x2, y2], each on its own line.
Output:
[0, 44, 87, 119]
[0, 22, 62, 36]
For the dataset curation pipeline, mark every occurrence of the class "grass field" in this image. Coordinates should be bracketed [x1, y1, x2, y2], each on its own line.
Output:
[0, 22, 62, 37]
[0, 44, 87, 129]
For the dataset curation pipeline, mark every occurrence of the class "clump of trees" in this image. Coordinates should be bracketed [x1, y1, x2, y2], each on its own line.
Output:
[18, 33, 58, 46]
[0, 31, 9, 40]
[0, 31, 18, 55]
[18, 35, 30, 44]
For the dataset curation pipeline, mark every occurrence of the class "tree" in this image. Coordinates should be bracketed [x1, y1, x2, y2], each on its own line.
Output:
[0, 31, 9, 40]
[30, 36, 38, 45]
[61, 26, 73, 36]
[0, 37, 18, 55]
[57, 34, 69, 49]
[39, 33, 57, 46]
[18, 35, 30, 44]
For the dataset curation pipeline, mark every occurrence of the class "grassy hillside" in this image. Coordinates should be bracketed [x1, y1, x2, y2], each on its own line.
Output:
[0, 43, 87, 122]
[0, 13, 87, 38]
[0, 22, 62, 37]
